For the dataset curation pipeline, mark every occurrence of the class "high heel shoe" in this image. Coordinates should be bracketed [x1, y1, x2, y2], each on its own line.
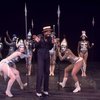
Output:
[20, 83, 28, 90]
[5, 91, 13, 97]
[57, 82, 65, 88]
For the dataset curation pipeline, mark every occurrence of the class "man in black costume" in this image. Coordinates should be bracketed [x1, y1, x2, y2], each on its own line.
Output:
[33, 26, 54, 97]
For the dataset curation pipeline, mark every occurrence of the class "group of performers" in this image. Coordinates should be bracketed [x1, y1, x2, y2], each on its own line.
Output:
[0, 26, 94, 97]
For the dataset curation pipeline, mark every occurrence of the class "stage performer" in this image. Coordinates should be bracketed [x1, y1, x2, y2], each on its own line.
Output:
[77, 30, 94, 77]
[24, 30, 35, 76]
[0, 39, 28, 97]
[4, 31, 18, 56]
[33, 26, 54, 97]
[57, 38, 83, 93]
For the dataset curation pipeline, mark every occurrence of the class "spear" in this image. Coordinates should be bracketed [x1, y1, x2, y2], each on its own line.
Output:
[92, 17, 95, 27]
[25, 3, 30, 89]
[57, 5, 61, 90]
[31, 19, 34, 33]
[57, 5, 60, 38]
[25, 3, 27, 38]
[31, 19, 34, 29]
[91, 16, 95, 61]
[52, 25, 56, 35]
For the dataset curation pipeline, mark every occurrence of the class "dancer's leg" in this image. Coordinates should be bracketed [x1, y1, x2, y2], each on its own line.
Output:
[58, 64, 73, 88]
[2, 64, 16, 97]
[71, 58, 83, 93]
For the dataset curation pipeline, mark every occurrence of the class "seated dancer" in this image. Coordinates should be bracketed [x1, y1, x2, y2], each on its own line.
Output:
[57, 38, 83, 93]
[0, 39, 27, 97]
[77, 30, 94, 77]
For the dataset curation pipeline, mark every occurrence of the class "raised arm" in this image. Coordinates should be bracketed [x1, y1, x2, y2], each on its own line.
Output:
[57, 47, 66, 61]
[6, 31, 12, 42]
[4, 37, 12, 46]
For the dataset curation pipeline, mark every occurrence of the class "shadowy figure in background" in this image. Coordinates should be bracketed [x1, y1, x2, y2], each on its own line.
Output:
[4, 31, 18, 56]
[24, 30, 35, 76]
[49, 31, 57, 77]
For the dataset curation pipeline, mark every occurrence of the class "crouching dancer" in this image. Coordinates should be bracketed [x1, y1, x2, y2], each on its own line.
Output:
[57, 38, 83, 93]
[0, 39, 27, 97]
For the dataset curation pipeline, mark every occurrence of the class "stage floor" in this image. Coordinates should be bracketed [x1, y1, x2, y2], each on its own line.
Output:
[0, 61, 100, 100]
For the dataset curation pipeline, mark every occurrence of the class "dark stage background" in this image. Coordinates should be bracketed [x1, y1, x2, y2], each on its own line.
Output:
[0, 0, 100, 61]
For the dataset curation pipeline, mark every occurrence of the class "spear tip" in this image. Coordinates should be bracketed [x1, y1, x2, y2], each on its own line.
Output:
[57, 5, 60, 18]
[31, 19, 34, 28]
[25, 3, 27, 16]
[92, 17, 95, 27]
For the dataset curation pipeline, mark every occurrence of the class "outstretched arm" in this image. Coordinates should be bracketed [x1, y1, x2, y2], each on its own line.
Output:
[16, 38, 19, 48]
[4, 37, 12, 46]
[6, 31, 12, 42]
[88, 41, 94, 49]
[57, 47, 66, 61]
[33, 35, 40, 43]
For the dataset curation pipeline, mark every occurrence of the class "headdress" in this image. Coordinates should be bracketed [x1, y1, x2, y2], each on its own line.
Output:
[27, 31, 32, 37]
[17, 39, 24, 48]
[61, 38, 67, 47]
[80, 31, 87, 38]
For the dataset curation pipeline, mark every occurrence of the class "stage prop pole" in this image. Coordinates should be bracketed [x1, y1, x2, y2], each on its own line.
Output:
[57, 5, 61, 90]
[91, 16, 95, 61]
[24, 3, 30, 89]
[25, 3, 27, 38]
[57, 5, 60, 38]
